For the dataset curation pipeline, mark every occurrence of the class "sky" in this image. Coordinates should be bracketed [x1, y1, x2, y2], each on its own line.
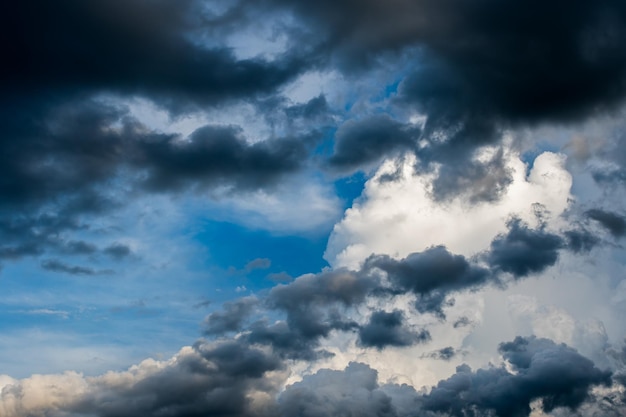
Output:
[2, 1, 626, 416]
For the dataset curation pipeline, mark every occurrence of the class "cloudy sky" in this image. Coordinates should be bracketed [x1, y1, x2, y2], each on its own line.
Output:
[2, 1, 626, 416]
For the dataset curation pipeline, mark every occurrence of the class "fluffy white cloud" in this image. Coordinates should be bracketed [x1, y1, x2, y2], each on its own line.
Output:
[326, 147, 572, 269]
[0, 371, 88, 417]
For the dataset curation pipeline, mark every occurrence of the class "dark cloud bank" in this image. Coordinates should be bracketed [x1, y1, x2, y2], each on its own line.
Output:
[3, 0, 626, 267]
[267, 0, 626, 196]
[279, 337, 614, 417]
[0, 0, 315, 271]
[2, 335, 622, 417]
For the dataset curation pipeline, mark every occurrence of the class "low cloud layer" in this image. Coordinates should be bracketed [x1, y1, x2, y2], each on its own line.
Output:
[1, 336, 620, 417]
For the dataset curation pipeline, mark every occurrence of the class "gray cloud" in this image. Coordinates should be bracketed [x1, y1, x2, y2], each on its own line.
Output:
[358, 310, 431, 349]
[0, 99, 312, 270]
[328, 115, 419, 173]
[2, 332, 621, 417]
[134, 124, 310, 194]
[204, 297, 259, 335]
[1, 1, 307, 112]
[68, 340, 283, 417]
[586, 208, 626, 238]
[275, 336, 615, 417]
[366, 246, 491, 316]
[277, 362, 398, 417]
[245, 319, 336, 361]
[265, 269, 375, 342]
[424, 336, 612, 417]
[0, 0, 319, 272]
[5, 0, 624, 276]
[487, 218, 564, 278]
[256, 0, 626, 200]
[203, 268, 377, 358]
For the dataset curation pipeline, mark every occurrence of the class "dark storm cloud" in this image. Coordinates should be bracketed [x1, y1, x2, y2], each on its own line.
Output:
[267, 0, 626, 119]
[5, 336, 619, 417]
[0, 97, 310, 268]
[4, 0, 626, 218]
[487, 218, 564, 278]
[365, 246, 491, 316]
[246, 269, 371, 358]
[204, 269, 373, 359]
[242, 0, 626, 200]
[257, 0, 626, 125]
[2, 99, 309, 208]
[0, 0, 320, 271]
[196, 340, 282, 379]
[358, 310, 430, 349]
[245, 319, 337, 361]
[328, 115, 419, 172]
[586, 209, 626, 238]
[5, 0, 621, 272]
[275, 336, 614, 417]
[230, 0, 626, 127]
[135, 124, 309, 193]
[396, 0, 626, 126]
[203, 297, 259, 335]
[424, 337, 612, 417]
[277, 362, 398, 417]
[1, 0, 306, 112]
[67, 340, 284, 417]
[266, 269, 375, 337]
[0, 100, 127, 209]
